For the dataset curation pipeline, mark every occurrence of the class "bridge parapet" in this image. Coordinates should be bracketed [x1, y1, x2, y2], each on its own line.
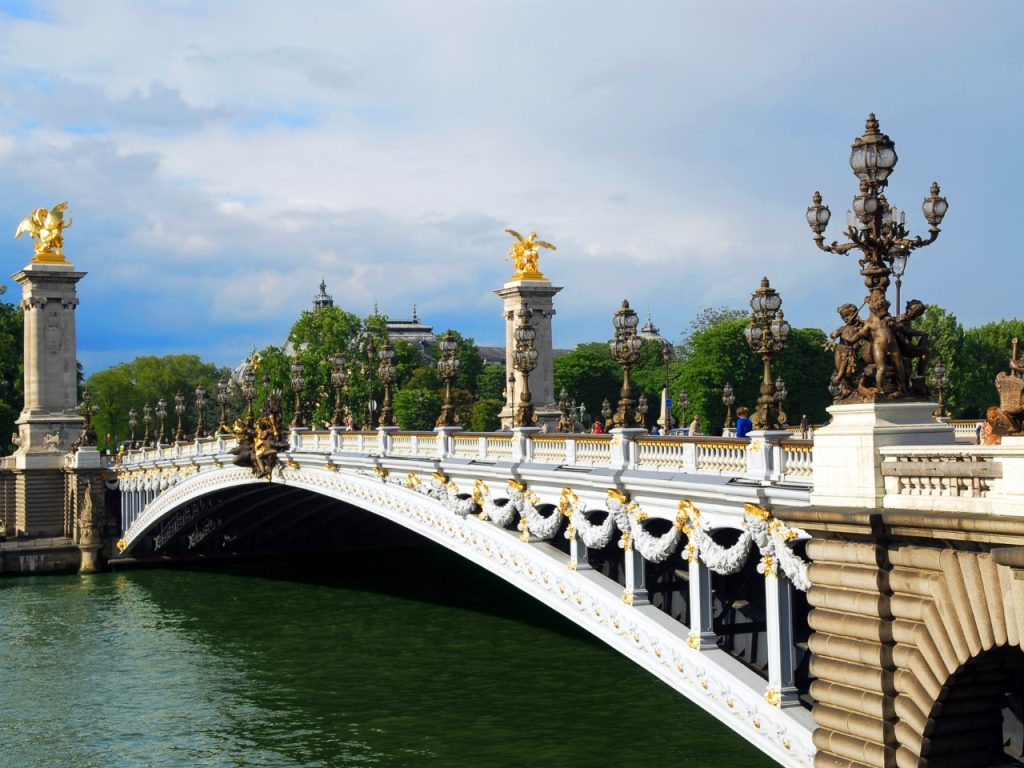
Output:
[879, 441, 1024, 514]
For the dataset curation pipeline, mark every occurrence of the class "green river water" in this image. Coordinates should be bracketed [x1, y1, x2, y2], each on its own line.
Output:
[0, 548, 771, 768]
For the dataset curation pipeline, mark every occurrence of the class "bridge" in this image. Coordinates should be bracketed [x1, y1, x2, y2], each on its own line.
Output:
[77, 417, 1024, 768]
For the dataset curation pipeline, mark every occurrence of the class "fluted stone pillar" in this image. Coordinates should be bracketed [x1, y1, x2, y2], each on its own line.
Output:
[11, 259, 86, 536]
[496, 279, 562, 430]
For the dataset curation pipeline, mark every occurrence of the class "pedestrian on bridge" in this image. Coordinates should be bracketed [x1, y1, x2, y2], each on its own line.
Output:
[735, 407, 752, 438]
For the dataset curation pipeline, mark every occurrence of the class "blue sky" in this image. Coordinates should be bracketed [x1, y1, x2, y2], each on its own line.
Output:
[1, 1, 1021, 374]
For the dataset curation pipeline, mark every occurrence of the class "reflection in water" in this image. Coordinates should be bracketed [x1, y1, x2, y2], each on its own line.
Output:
[0, 548, 771, 768]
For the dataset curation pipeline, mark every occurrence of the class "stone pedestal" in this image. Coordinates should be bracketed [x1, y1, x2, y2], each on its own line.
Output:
[810, 401, 954, 508]
[495, 278, 562, 430]
[10, 260, 86, 535]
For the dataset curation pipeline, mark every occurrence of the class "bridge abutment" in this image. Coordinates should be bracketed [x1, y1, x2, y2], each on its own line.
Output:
[779, 506, 1024, 768]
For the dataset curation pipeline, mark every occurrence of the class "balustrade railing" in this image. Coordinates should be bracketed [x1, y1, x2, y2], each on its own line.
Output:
[695, 439, 747, 474]
[779, 440, 813, 479]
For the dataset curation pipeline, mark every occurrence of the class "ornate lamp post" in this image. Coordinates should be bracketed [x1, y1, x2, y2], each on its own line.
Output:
[194, 385, 208, 439]
[744, 278, 790, 430]
[128, 407, 138, 448]
[364, 336, 378, 427]
[241, 361, 257, 424]
[156, 396, 168, 445]
[931, 360, 950, 418]
[142, 402, 152, 447]
[216, 379, 230, 434]
[511, 309, 538, 426]
[601, 398, 612, 426]
[609, 299, 643, 427]
[330, 350, 348, 426]
[662, 341, 674, 431]
[678, 388, 689, 428]
[774, 376, 788, 427]
[556, 387, 574, 433]
[807, 114, 948, 401]
[637, 393, 649, 429]
[437, 331, 460, 427]
[377, 341, 396, 427]
[173, 391, 186, 442]
[79, 390, 97, 447]
[722, 383, 736, 431]
[290, 356, 306, 428]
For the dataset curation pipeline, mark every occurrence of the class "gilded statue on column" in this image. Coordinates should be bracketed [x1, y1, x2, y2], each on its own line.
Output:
[15, 202, 72, 263]
[505, 229, 555, 281]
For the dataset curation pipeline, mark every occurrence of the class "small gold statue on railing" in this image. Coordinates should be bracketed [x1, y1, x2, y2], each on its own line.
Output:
[505, 228, 555, 280]
[15, 202, 72, 263]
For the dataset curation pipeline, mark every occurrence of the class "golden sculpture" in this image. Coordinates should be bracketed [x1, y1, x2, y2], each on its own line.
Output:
[15, 202, 72, 263]
[505, 228, 555, 280]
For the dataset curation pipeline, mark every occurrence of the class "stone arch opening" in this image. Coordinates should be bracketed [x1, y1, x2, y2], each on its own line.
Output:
[923, 645, 1024, 767]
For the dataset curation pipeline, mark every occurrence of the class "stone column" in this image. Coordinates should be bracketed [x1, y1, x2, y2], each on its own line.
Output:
[687, 557, 717, 649]
[11, 259, 86, 536]
[495, 279, 562, 430]
[765, 570, 800, 707]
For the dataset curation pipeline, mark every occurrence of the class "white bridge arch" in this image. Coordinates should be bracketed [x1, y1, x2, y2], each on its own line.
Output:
[114, 427, 819, 766]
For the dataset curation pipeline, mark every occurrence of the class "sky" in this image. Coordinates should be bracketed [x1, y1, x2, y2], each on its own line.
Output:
[0, 1, 1021, 375]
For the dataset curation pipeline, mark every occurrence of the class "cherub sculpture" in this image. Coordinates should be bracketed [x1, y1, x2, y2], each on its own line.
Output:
[505, 229, 556, 278]
[15, 202, 72, 261]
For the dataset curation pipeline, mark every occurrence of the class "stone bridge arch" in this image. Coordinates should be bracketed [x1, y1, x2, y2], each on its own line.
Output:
[114, 462, 815, 766]
[780, 508, 1024, 768]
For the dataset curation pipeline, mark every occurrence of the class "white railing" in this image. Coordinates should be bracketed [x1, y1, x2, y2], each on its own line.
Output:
[880, 441, 1024, 514]
[949, 419, 983, 444]
[779, 440, 814, 479]
[532, 435, 569, 463]
[111, 428, 817, 488]
[695, 439, 747, 474]
[635, 436, 687, 468]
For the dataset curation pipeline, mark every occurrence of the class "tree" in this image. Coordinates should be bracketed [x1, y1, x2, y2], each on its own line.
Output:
[0, 290, 24, 454]
[913, 305, 965, 413]
[676, 318, 832, 433]
[85, 355, 229, 449]
[958, 319, 1024, 418]
[393, 388, 441, 430]
[470, 398, 504, 431]
[679, 306, 747, 357]
[476, 364, 507, 401]
[553, 343, 620, 423]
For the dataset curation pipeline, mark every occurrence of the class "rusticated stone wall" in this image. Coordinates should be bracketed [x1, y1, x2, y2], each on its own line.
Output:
[777, 507, 1024, 768]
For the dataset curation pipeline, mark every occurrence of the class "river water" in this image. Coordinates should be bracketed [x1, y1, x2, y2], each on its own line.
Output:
[0, 547, 770, 767]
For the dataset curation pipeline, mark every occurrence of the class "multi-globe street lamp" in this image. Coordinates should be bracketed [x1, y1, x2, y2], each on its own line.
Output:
[330, 350, 348, 427]
[678, 388, 689, 429]
[662, 341, 674, 431]
[932, 360, 950, 418]
[241, 359, 257, 424]
[722, 383, 736, 432]
[774, 376, 788, 427]
[216, 379, 230, 434]
[377, 340, 396, 427]
[511, 308, 538, 427]
[807, 114, 948, 402]
[364, 335, 378, 427]
[601, 398, 613, 426]
[156, 397, 168, 445]
[556, 387, 575, 433]
[290, 356, 306, 428]
[194, 385, 208, 439]
[609, 299, 643, 428]
[128, 407, 138, 448]
[174, 391, 186, 442]
[744, 277, 790, 430]
[437, 330, 460, 427]
[142, 402, 152, 448]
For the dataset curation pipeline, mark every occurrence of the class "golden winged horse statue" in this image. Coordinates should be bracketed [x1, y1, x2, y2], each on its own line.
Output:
[504, 228, 556, 280]
[15, 202, 72, 263]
